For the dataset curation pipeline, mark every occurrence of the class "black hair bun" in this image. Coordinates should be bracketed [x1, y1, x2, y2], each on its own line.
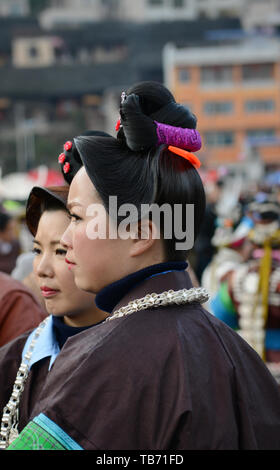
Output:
[118, 92, 197, 153]
[150, 102, 197, 129]
[120, 94, 158, 152]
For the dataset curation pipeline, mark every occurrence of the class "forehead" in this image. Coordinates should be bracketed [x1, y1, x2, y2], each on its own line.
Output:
[68, 167, 99, 207]
[36, 210, 68, 240]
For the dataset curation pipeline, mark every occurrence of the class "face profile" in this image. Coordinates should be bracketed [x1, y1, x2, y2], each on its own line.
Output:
[33, 201, 107, 326]
[61, 167, 141, 294]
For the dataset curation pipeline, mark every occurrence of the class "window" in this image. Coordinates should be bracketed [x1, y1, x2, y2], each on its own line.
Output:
[178, 67, 190, 83]
[244, 99, 275, 113]
[247, 129, 275, 145]
[148, 0, 163, 5]
[242, 63, 274, 81]
[247, 129, 275, 138]
[173, 0, 184, 7]
[204, 131, 234, 147]
[29, 46, 39, 58]
[201, 65, 233, 84]
[204, 101, 233, 115]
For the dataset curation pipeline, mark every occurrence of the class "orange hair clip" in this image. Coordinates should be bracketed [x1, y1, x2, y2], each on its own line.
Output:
[168, 146, 201, 169]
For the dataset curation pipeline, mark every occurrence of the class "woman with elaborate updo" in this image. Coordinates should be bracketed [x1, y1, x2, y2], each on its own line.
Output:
[7, 82, 280, 451]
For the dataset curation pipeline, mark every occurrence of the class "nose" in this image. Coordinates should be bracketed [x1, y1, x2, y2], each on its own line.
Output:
[34, 253, 54, 279]
[60, 223, 73, 250]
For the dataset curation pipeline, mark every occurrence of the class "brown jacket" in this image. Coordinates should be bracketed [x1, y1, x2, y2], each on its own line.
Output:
[0, 270, 280, 449]
[0, 272, 46, 347]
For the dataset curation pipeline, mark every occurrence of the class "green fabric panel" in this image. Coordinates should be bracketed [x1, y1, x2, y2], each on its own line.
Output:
[219, 281, 236, 314]
[7, 421, 66, 450]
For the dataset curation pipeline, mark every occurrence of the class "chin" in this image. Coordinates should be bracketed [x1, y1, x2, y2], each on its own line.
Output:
[75, 276, 96, 294]
[76, 275, 104, 295]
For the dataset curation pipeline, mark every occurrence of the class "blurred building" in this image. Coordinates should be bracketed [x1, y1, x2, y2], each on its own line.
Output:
[117, 0, 198, 22]
[40, 0, 198, 28]
[41, 0, 268, 27]
[40, 0, 110, 28]
[163, 37, 280, 166]
[1, 1, 280, 174]
[12, 35, 58, 68]
[0, 0, 29, 17]
[0, 14, 243, 175]
[242, 0, 280, 31]
[39, 0, 280, 28]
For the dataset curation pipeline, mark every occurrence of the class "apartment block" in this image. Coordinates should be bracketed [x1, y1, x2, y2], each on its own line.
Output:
[163, 39, 280, 166]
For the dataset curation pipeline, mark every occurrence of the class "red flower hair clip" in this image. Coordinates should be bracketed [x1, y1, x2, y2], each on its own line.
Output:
[58, 153, 66, 164]
[63, 162, 70, 174]
[115, 118, 121, 132]
[64, 141, 73, 152]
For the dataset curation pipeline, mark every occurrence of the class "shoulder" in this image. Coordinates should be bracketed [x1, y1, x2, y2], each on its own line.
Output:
[46, 303, 233, 379]
[0, 331, 31, 364]
[0, 272, 35, 298]
[31, 305, 280, 450]
[0, 331, 32, 422]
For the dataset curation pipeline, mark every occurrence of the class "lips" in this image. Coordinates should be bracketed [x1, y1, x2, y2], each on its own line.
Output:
[40, 286, 60, 298]
[65, 258, 76, 267]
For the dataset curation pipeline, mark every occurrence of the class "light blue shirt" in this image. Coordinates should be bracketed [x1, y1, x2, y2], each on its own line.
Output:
[21, 316, 60, 371]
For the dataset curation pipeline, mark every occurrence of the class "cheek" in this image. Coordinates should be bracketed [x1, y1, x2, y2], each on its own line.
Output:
[33, 257, 39, 276]
[72, 224, 91, 258]
[56, 263, 77, 291]
[73, 223, 122, 270]
[73, 227, 106, 273]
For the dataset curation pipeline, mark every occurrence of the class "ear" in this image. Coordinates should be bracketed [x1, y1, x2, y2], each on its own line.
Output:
[129, 219, 160, 257]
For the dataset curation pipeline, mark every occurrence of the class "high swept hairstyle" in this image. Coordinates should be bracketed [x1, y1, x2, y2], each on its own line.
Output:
[74, 81, 206, 261]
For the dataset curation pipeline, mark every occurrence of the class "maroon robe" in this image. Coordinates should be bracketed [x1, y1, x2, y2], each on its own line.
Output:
[0, 270, 280, 449]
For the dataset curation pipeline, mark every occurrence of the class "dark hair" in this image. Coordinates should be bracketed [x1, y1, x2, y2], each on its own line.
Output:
[117, 81, 197, 152]
[74, 81, 205, 261]
[0, 213, 12, 232]
[59, 130, 112, 184]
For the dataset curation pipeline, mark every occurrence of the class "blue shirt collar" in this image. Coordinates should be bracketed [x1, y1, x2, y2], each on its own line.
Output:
[22, 316, 60, 371]
[22, 315, 106, 371]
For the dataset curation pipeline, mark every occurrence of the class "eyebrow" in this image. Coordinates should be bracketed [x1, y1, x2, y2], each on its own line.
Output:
[33, 240, 62, 246]
[67, 201, 82, 210]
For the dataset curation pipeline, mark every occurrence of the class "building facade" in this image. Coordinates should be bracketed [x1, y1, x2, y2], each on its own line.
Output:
[0, 0, 29, 17]
[40, 0, 246, 27]
[163, 39, 280, 166]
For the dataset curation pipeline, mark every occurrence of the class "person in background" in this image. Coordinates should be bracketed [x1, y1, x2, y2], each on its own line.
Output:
[0, 184, 108, 449]
[11, 252, 46, 309]
[0, 271, 46, 348]
[193, 180, 223, 283]
[202, 205, 254, 312]
[210, 196, 280, 384]
[0, 212, 21, 274]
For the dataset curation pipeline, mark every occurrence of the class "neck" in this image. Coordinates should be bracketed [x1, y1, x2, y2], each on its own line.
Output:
[95, 260, 188, 314]
[63, 306, 109, 328]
